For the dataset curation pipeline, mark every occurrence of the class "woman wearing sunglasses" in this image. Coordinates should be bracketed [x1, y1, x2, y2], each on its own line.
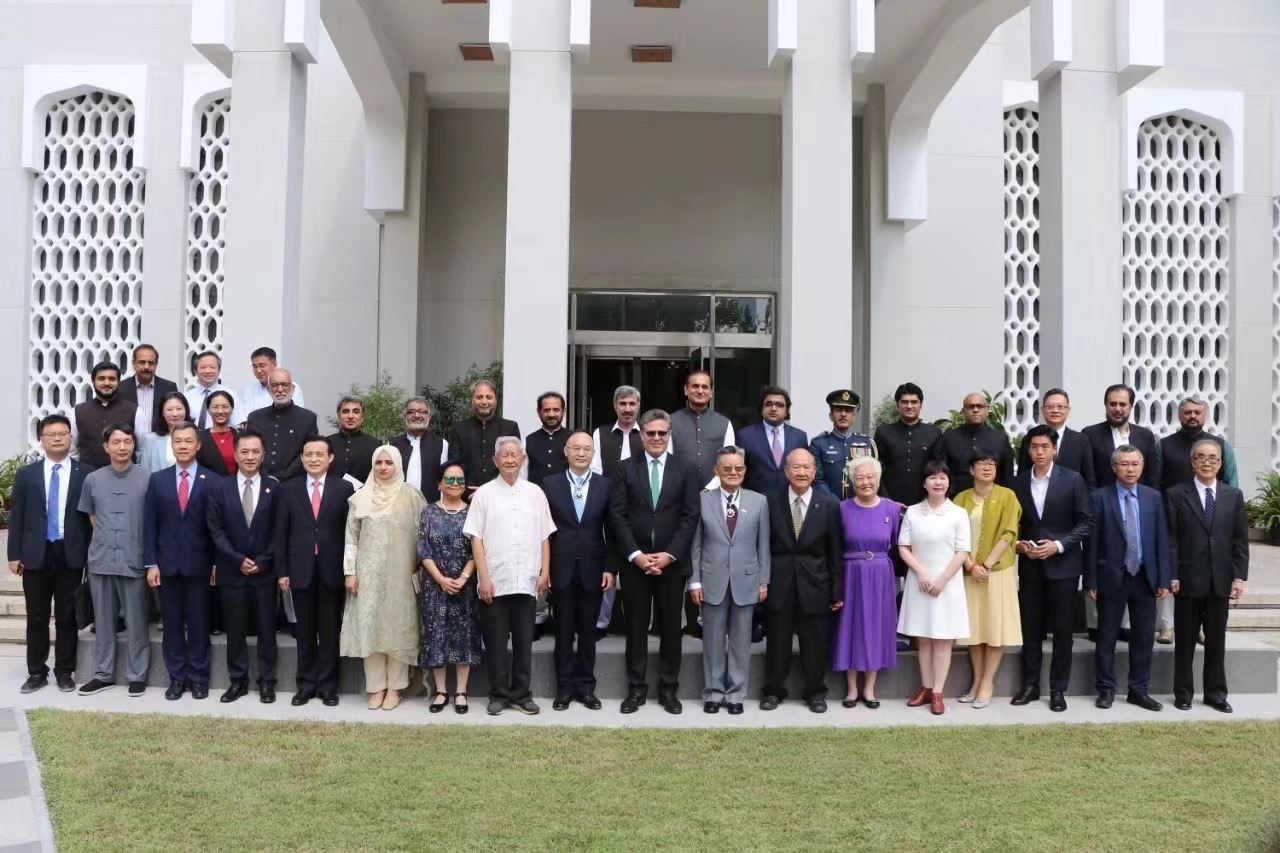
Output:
[417, 462, 483, 713]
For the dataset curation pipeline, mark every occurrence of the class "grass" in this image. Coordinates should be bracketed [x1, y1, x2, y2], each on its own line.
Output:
[27, 711, 1280, 851]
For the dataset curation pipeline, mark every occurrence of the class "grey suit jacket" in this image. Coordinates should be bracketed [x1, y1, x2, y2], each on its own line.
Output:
[690, 488, 771, 607]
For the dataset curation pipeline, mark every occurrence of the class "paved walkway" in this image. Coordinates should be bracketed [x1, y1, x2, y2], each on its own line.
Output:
[0, 708, 54, 852]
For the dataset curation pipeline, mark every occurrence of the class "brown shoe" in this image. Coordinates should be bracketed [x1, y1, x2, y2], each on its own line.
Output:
[930, 693, 945, 715]
[906, 687, 933, 707]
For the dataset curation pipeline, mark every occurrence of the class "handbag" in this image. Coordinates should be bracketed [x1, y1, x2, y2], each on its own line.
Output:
[74, 567, 94, 630]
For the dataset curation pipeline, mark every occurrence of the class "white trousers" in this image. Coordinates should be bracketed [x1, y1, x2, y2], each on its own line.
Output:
[364, 654, 410, 693]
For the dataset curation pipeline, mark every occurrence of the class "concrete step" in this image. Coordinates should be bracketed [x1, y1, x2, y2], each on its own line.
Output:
[0, 618, 25, 643]
[0, 574, 21, 596]
[0, 598, 24, 617]
[1228, 609, 1280, 630]
[71, 630, 1279, 699]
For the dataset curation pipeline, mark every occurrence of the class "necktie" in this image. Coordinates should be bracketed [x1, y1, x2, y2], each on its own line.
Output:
[46, 463, 61, 541]
[792, 496, 803, 537]
[198, 388, 211, 429]
[649, 458, 661, 509]
[242, 479, 256, 526]
[771, 428, 783, 468]
[311, 480, 322, 519]
[726, 493, 737, 537]
[570, 473, 587, 522]
[1204, 486, 1216, 529]
[178, 470, 190, 514]
[1123, 492, 1140, 576]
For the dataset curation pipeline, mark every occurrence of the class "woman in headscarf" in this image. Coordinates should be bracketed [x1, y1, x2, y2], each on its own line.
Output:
[340, 444, 427, 711]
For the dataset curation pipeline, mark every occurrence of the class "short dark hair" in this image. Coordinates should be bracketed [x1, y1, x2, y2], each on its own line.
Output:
[685, 369, 712, 387]
[1041, 388, 1070, 405]
[1025, 424, 1060, 447]
[337, 395, 364, 414]
[170, 421, 200, 441]
[38, 414, 71, 436]
[250, 347, 278, 362]
[1104, 384, 1135, 405]
[192, 350, 222, 370]
[90, 361, 120, 381]
[102, 422, 135, 443]
[234, 430, 265, 450]
[440, 461, 467, 481]
[208, 389, 236, 410]
[921, 459, 950, 480]
[132, 344, 158, 361]
[302, 435, 333, 454]
[759, 385, 792, 419]
[537, 391, 566, 411]
[153, 391, 191, 436]
[894, 382, 924, 402]
[968, 449, 999, 467]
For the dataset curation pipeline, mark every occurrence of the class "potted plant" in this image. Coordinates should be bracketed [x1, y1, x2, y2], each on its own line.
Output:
[0, 451, 34, 529]
[1247, 471, 1280, 545]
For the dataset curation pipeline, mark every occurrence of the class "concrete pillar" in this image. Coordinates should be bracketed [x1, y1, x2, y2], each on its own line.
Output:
[778, 0, 854, 431]
[0, 69, 32, 452]
[220, 0, 309, 374]
[140, 67, 188, 383]
[500, 0, 573, 437]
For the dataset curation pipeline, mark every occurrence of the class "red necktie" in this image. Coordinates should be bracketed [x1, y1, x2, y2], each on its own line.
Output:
[178, 470, 190, 514]
[311, 481, 322, 555]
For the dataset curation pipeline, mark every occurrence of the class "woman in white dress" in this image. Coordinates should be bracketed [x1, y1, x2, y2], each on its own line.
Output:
[897, 459, 971, 715]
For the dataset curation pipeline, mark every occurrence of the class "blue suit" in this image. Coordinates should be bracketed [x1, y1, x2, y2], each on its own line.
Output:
[1085, 483, 1172, 695]
[738, 421, 809, 495]
[144, 464, 221, 686]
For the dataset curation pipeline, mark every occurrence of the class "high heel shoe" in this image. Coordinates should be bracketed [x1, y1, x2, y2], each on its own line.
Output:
[906, 687, 933, 707]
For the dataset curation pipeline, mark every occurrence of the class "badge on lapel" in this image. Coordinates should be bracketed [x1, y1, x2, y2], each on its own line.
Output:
[264, 488, 272, 494]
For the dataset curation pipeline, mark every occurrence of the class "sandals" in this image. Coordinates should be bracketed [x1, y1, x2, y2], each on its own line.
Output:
[429, 691, 449, 713]
[454, 692, 469, 715]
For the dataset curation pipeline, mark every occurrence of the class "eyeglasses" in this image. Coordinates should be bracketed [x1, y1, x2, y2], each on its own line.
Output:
[718, 466, 746, 475]
[442, 476, 466, 486]
[964, 403, 989, 410]
[41, 431, 71, 439]
[643, 430, 669, 438]
[762, 401, 787, 408]
[406, 409, 429, 416]
[1192, 454, 1221, 463]
[268, 382, 293, 390]
[1041, 404, 1068, 411]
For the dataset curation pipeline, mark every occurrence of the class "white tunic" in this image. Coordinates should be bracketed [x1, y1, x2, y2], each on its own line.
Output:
[897, 500, 972, 640]
[462, 477, 556, 598]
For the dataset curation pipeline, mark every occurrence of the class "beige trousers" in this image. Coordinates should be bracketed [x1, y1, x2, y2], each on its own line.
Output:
[364, 654, 410, 693]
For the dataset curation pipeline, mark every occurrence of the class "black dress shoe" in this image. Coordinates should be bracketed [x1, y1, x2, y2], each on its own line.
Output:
[1087, 628, 1098, 643]
[1204, 698, 1233, 714]
[165, 680, 186, 701]
[659, 694, 683, 715]
[594, 628, 608, 642]
[1011, 686, 1039, 706]
[1174, 697, 1192, 711]
[56, 674, 76, 693]
[1049, 691, 1067, 712]
[291, 691, 314, 707]
[726, 703, 744, 715]
[620, 693, 645, 714]
[1126, 691, 1163, 712]
[20, 675, 48, 694]
[1096, 690, 1115, 709]
[841, 697, 857, 709]
[578, 693, 602, 710]
[807, 699, 827, 714]
[191, 684, 209, 700]
[320, 693, 339, 707]
[260, 685, 276, 704]
[751, 625, 766, 644]
[863, 699, 881, 710]
[220, 682, 248, 703]
[703, 701, 721, 714]
[759, 694, 779, 711]
[553, 694, 572, 711]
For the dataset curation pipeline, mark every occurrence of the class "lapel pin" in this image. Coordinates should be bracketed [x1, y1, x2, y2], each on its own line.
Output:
[264, 488, 271, 494]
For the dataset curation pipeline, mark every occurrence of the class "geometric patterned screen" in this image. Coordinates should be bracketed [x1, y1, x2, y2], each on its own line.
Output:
[1002, 108, 1040, 437]
[29, 92, 145, 441]
[185, 96, 230, 377]
[1272, 197, 1280, 469]
[1121, 115, 1229, 433]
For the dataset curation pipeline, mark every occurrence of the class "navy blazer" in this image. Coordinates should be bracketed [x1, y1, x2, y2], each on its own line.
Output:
[542, 472, 616, 590]
[207, 473, 277, 587]
[739, 421, 809, 495]
[143, 464, 220, 578]
[6, 458, 91, 571]
[1081, 421, 1161, 490]
[272, 473, 354, 592]
[1085, 483, 1172, 596]
[609, 453, 701, 576]
[1011, 465, 1094, 581]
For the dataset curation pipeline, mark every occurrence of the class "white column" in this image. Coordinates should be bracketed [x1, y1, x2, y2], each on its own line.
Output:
[0, 68, 32, 451]
[220, 0, 310, 374]
[500, 0, 574, 437]
[1226, 94, 1276, 489]
[140, 67, 187, 381]
[376, 73, 426, 393]
[778, 0, 854, 431]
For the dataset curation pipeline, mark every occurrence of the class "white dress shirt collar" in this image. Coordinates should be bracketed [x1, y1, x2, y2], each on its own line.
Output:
[1195, 478, 1216, 507]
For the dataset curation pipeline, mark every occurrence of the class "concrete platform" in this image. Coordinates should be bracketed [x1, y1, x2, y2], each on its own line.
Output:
[74, 629, 1279, 700]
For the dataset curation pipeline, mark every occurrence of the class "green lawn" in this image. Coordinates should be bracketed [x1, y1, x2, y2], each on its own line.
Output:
[27, 711, 1280, 851]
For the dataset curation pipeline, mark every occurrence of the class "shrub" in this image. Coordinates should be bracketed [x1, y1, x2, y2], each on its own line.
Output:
[422, 361, 504, 439]
[326, 372, 409, 443]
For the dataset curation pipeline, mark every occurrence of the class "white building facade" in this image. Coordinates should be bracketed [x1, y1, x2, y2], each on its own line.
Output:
[2, 0, 1279, 489]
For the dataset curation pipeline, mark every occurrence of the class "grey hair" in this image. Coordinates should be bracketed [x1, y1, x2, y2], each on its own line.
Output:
[638, 409, 671, 429]
[404, 396, 430, 412]
[1179, 396, 1207, 411]
[494, 435, 523, 456]
[336, 394, 363, 413]
[849, 456, 883, 479]
[1111, 444, 1144, 464]
[716, 445, 744, 464]
[613, 385, 641, 406]
[1190, 438, 1222, 460]
[470, 379, 498, 396]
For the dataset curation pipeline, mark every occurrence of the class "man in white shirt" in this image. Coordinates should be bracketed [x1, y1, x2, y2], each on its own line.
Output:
[241, 346, 306, 415]
[389, 397, 450, 501]
[185, 350, 243, 428]
[464, 436, 556, 716]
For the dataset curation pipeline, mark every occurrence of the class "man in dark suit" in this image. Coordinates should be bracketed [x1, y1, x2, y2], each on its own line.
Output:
[526, 392, 570, 487]
[273, 436, 355, 706]
[1081, 383, 1160, 490]
[1165, 439, 1249, 713]
[326, 395, 380, 484]
[1015, 388, 1096, 488]
[1011, 425, 1094, 712]
[739, 386, 809, 496]
[143, 422, 222, 700]
[610, 409, 700, 715]
[938, 392, 1014, 495]
[390, 397, 446, 501]
[117, 343, 179, 439]
[448, 380, 521, 492]
[208, 431, 280, 704]
[542, 430, 614, 710]
[760, 448, 844, 713]
[245, 368, 318, 482]
[873, 382, 943, 504]
[1085, 443, 1171, 712]
[7, 414, 91, 694]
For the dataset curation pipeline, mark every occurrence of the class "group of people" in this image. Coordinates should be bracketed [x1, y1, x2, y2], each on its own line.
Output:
[5, 343, 1251, 718]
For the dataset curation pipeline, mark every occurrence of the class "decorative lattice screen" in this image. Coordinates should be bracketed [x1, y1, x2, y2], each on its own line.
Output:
[1272, 198, 1280, 469]
[1121, 115, 1229, 432]
[29, 92, 145, 441]
[185, 96, 230, 376]
[1002, 108, 1040, 436]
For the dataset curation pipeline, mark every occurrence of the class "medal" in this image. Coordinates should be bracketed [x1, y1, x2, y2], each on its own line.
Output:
[569, 471, 589, 500]
[726, 504, 737, 519]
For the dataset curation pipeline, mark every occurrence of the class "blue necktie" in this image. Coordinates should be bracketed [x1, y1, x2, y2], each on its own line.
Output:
[46, 463, 61, 542]
[1204, 487, 1215, 529]
[570, 473, 588, 522]
[1123, 492, 1140, 577]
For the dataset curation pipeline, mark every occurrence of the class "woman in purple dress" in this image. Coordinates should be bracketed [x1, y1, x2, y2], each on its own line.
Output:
[832, 457, 900, 708]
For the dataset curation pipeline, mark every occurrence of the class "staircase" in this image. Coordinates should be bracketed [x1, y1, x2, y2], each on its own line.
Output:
[0, 571, 22, 644]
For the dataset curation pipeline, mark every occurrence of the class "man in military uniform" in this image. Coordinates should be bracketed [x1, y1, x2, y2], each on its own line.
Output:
[809, 390, 877, 499]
